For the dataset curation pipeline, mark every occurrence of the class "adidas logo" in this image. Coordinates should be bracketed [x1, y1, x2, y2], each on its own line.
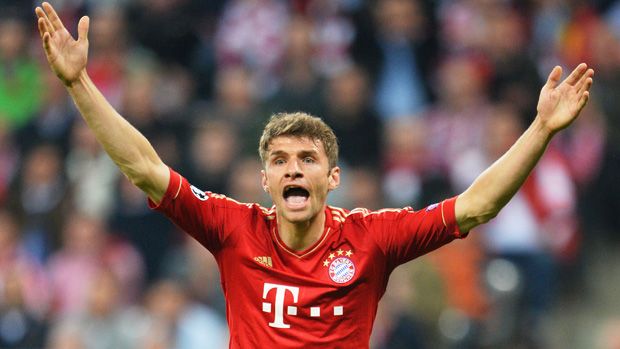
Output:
[254, 256, 273, 268]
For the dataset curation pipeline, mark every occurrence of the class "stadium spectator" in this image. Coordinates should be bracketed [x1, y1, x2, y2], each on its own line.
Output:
[0, 269, 48, 348]
[424, 54, 493, 176]
[0, 121, 19, 204]
[186, 119, 240, 195]
[65, 121, 120, 219]
[381, 116, 429, 208]
[47, 213, 144, 317]
[8, 143, 68, 261]
[268, 16, 327, 119]
[323, 65, 382, 167]
[15, 69, 76, 155]
[0, 14, 43, 129]
[215, 0, 289, 95]
[143, 279, 228, 349]
[0, 210, 50, 318]
[49, 269, 138, 349]
[351, 0, 435, 119]
[109, 176, 176, 282]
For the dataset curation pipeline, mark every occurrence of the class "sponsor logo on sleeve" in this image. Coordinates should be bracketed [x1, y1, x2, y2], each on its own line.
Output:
[426, 203, 439, 212]
[190, 185, 208, 201]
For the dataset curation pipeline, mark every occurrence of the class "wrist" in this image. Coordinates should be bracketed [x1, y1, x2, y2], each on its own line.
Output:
[532, 115, 556, 140]
[65, 69, 89, 89]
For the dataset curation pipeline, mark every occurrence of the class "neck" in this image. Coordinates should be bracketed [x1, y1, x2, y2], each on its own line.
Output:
[278, 208, 326, 252]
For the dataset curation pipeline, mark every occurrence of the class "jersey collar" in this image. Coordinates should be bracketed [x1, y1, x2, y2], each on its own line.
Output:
[271, 207, 336, 259]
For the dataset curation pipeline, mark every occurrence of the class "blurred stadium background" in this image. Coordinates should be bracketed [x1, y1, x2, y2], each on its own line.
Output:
[0, 0, 619, 348]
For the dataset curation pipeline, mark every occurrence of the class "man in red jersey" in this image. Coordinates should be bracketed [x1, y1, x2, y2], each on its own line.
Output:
[36, 2, 593, 348]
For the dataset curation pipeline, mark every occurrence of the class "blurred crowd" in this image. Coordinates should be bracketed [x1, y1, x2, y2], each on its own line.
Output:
[0, 0, 619, 348]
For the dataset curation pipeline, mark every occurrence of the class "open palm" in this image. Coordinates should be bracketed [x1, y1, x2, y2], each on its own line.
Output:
[536, 63, 594, 134]
[36, 2, 89, 86]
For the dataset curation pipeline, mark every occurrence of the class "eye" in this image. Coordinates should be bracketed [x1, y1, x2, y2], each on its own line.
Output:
[273, 158, 285, 166]
[303, 157, 315, 164]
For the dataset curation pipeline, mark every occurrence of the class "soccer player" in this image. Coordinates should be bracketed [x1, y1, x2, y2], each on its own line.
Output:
[35, 3, 593, 348]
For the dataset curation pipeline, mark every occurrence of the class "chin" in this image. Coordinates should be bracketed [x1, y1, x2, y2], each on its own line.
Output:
[281, 209, 314, 224]
[284, 212, 311, 223]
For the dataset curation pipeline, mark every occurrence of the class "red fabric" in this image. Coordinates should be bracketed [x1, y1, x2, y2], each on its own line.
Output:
[149, 168, 464, 348]
[521, 174, 548, 221]
[520, 152, 580, 261]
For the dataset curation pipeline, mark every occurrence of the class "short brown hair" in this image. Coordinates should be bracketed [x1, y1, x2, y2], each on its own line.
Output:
[259, 112, 339, 169]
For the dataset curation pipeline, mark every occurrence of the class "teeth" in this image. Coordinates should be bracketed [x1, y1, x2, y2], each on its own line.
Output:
[288, 196, 306, 204]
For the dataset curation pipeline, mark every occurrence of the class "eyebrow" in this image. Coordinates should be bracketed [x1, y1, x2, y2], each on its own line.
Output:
[268, 149, 319, 158]
[298, 150, 319, 158]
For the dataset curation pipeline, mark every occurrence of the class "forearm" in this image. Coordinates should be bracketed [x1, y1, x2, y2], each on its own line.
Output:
[67, 70, 168, 202]
[455, 117, 553, 231]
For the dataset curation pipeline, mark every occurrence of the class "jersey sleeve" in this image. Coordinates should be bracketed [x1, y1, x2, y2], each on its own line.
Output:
[366, 197, 467, 268]
[147, 167, 252, 253]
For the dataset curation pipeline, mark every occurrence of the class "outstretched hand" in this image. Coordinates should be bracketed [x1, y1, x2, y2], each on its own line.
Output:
[35, 2, 90, 86]
[536, 63, 594, 134]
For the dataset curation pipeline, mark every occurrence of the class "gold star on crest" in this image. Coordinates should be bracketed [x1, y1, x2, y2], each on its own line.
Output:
[329, 253, 336, 260]
[345, 250, 353, 257]
[323, 259, 330, 267]
[337, 249, 344, 255]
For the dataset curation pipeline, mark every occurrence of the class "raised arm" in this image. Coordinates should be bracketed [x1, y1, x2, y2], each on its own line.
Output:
[35, 2, 168, 203]
[455, 63, 594, 232]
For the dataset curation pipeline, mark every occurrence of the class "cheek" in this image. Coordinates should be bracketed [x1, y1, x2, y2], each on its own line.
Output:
[314, 181, 330, 199]
[266, 175, 282, 195]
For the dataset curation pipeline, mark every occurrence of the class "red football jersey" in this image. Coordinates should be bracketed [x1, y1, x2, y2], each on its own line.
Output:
[149, 168, 465, 348]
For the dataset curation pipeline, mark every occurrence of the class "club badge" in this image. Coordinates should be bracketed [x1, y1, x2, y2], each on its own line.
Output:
[328, 257, 356, 284]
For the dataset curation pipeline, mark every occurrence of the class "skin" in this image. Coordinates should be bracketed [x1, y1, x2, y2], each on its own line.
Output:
[35, 2, 594, 251]
[35, 3, 169, 203]
[261, 136, 340, 251]
[455, 63, 593, 232]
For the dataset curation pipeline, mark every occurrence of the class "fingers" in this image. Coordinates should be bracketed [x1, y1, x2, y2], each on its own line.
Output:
[35, 7, 54, 36]
[564, 63, 588, 86]
[545, 66, 563, 89]
[37, 17, 47, 38]
[42, 32, 57, 58]
[577, 69, 594, 96]
[578, 91, 590, 111]
[77, 16, 90, 43]
[42, 2, 66, 32]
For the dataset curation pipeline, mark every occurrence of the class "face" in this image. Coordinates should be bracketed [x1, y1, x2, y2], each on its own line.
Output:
[262, 136, 340, 225]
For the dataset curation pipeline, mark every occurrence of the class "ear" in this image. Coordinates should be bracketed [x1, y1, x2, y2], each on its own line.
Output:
[328, 166, 341, 191]
[261, 169, 269, 193]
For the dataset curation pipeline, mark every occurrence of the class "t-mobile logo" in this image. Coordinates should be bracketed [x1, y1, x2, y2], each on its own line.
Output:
[262, 283, 299, 328]
[262, 282, 344, 329]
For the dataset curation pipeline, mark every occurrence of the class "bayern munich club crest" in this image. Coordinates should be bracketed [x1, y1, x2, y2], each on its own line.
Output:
[328, 257, 356, 284]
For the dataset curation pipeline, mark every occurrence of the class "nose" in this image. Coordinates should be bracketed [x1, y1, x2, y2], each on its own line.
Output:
[285, 159, 303, 179]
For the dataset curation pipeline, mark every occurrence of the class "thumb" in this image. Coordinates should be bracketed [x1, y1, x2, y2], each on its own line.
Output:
[77, 16, 89, 42]
[545, 65, 562, 89]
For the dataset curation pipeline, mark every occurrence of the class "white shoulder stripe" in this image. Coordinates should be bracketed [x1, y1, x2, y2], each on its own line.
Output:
[331, 206, 347, 215]
[440, 201, 447, 227]
[347, 207, 407, 218]
[173, 174, 183, 199]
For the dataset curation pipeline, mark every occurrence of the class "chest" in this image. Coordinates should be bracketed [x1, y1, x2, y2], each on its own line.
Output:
[215, 224, 388, 328]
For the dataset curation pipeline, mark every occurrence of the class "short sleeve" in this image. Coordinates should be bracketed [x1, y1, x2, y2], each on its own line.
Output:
[367, 196, 466, 268]
[148, 167, 252, 253]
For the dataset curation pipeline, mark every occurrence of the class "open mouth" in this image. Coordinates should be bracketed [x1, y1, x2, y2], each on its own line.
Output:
[283, 185, 310, 207]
